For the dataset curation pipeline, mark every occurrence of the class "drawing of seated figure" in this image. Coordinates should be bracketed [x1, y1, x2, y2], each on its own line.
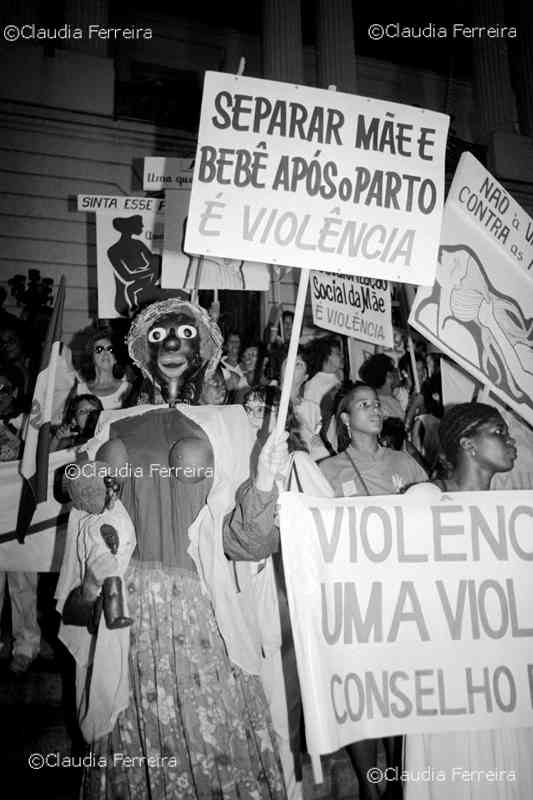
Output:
[420, 243, 533, 405]
[107, 215, 161, 315]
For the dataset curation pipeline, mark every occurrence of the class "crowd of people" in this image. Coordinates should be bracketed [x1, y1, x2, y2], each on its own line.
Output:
[1, 296, 531, 799]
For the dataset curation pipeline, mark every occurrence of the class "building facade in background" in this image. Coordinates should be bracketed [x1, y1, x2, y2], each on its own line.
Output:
[1, 0, 532, 346]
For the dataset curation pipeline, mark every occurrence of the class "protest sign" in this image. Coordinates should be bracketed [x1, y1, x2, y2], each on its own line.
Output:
[409, 153, 533, 426]
[279, 489, 533, 774]
[185, 72, 449, 285]
[78, 195, 165, 318]
[161, 189, 270, 291]
[310, 271, 393, 348]
[143, 157, 194, 191]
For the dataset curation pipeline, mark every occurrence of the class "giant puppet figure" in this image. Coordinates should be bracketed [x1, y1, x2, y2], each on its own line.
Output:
[56, 298, 286, 800]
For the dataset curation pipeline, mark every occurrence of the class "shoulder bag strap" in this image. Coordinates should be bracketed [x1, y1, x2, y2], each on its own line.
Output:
[343, 448, 371, 496]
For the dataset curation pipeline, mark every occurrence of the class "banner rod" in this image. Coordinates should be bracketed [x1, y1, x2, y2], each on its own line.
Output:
[398, 284, 421, 394]
[276, 82, 339, 437]
[275, 268, 309, 436]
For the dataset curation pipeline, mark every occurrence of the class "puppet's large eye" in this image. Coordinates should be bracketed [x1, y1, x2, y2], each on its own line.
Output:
[148, 327, 168, 343]
[177, 325, 197, 339]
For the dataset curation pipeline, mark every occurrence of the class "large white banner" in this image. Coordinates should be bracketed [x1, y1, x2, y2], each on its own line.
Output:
[185, 72, 449, 285]
[78, 195, 165, 318]
[409, 153, 533, 426]
[162, 189, 270, 291]
[279, 490, 533, 769]
[0, 449, 74, 571]
[311, 271, 393, 348]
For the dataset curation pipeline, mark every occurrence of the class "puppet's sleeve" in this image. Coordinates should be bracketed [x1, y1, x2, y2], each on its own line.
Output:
[223, 478, 280, 561]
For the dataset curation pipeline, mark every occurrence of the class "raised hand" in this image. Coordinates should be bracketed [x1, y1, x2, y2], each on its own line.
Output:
[256, 430, 290, 493]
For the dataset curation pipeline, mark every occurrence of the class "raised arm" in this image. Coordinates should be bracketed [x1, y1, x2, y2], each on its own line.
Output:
[223, 431, 289, 561]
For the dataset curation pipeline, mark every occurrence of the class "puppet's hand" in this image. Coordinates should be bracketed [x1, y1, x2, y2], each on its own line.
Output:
[100, 523, 119, 555]
[103, 577, 132, 629]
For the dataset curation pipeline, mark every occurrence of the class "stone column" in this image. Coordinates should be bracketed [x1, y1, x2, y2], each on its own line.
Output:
[1, 0, 39, 27]
[63, 0, 109, 56]
[316, 0, 357, 92]
[261, 0, 303, 83]
[260, 0, 304, 329]
[471, 0, 516, 140]
[514, 1, 533, 136]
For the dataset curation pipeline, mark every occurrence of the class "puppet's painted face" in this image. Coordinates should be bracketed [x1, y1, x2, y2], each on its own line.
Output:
[147, 312, 200, 386]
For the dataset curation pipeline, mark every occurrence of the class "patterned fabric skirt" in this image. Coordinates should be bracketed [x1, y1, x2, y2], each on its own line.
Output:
[82, 561, 286, 799]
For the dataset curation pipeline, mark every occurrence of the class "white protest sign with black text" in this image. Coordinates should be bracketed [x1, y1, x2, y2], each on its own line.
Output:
[143, 157, 194, 191]
[162, 189, 270, 291]
[409, 153, 533, 426]
[311, 271, 393, 348]
[279, 490, 533, 765]
[78, 195, 164, 318]
[185, 72, 449, 285]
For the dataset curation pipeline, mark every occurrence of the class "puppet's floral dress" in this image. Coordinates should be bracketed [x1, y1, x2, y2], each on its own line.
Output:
[82, 409, 286, 799]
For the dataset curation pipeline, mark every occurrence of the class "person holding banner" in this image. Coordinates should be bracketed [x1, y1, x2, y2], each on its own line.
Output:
[319, 382, 427, 800]
[224, 405, 334, 800]
[404, 401, 533, 800]
[0, 362, 42, 673]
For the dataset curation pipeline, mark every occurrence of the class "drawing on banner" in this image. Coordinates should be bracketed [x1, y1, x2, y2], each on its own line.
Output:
[78, 195, 166, 319]
[95, 208, 164, 318]
[185, 72, 449, 285]
[417, 243, 533, 404]
[410, 153, 533, 426]
[107, 214, 161, 315]
[162, 189, 270, 291]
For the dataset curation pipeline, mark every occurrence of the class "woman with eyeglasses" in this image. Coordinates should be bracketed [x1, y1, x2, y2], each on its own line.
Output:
[75, 327, 131, 410]
[319, 382, 427, 800]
